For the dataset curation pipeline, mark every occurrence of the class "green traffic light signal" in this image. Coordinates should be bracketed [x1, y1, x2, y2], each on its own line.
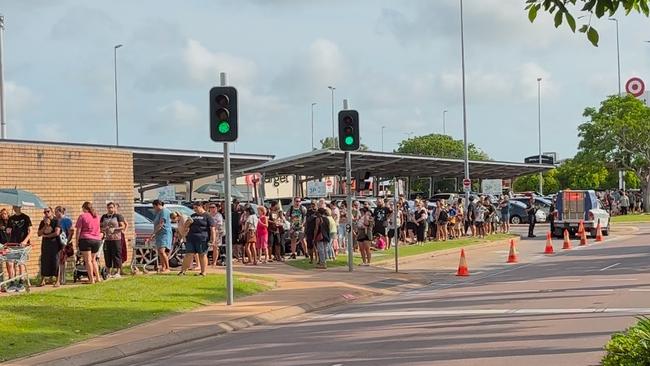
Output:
[218, 121, 230, 134]
[344, 136, 354, 145]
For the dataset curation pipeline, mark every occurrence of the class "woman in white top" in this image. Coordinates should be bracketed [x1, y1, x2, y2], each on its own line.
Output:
[244, 206, 259, 265]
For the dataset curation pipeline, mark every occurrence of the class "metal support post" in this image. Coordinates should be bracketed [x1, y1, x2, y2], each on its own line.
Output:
[221, 72, 234, 306]
[346, 152, 353, 272]
[0, 16, 6, 139]
[393, 176, 399, 273]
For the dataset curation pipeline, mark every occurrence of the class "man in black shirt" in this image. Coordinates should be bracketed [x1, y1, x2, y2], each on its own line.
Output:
[7, 206, 32, 292]
[179, 202, 216, 276]
[372, 198, 389, 248]
[527, 197, 537, 238]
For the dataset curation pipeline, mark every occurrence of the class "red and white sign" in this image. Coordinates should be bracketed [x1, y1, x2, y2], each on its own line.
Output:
[462, 178, 471, 190]
[625, 77, 645, 97]
[325, 178, 334, 193]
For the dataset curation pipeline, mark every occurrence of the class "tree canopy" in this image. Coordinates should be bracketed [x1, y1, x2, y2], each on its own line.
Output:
[396, 134, 490, 161]
[525, 0, 649, 46]
[320, 137, 368, 151]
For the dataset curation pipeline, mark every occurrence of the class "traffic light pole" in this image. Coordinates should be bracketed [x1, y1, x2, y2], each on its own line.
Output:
[346, 151, 353, 272]
[221, 72, 234, 306]
[393, 176, 399, 273]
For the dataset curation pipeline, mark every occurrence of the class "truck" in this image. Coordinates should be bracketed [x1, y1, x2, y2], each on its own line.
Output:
[553, 190, 610, 238]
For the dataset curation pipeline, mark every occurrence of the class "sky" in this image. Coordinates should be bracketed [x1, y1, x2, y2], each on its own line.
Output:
[2, 0, 650, 162]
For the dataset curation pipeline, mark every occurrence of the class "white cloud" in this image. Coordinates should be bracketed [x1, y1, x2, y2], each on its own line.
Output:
[6, 82, 36, 114]
[184, 39, 257, 86]
[157, 100, 201, 128]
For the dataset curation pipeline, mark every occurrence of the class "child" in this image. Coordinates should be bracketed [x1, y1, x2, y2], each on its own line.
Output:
[475, 202, 487, 239]
[256, 206, 269, 264]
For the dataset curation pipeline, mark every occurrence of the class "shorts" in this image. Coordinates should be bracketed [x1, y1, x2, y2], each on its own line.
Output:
[186, 240, 209, 254]
[154, 232, 172, 250]
[357, 228, 372, 242]
[103, 240, 122, 268]
[501, 213, 509, 222]
[373, 224, 386, 237]
[290, 229, 304, 241]
[269, 232, 282, 248]
[78, 239, 101, 253]
[406, 222, 417, 232]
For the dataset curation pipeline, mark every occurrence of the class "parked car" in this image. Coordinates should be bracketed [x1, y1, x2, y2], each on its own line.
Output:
[507, 201, 547, 224]
[553, 190, 610, 238]
[133, 211, 154, 246]
[134, 203, 195, 222]
[430, 193, 459, 205]
[512, 197, 553, 220]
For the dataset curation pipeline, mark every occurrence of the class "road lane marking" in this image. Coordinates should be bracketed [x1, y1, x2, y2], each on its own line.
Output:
[448, 290, 538, 295]
[600, 263, 621, 271]
[630, 289, 650, 292]
[574, 289, 615, 293]
[538, 279, 582, 282]
[328, 308, 650, 319]
[599, 278, 638, 281]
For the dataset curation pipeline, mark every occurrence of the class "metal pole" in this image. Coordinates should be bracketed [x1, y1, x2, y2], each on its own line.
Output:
[537, 77, 543, 195]
[221, 72, 234, 306]
[328, 86, 336, 142]
[342, 98, 353, 271]
[381, 126, 385, 152]
[443, 110, 447, 135]
[610, 18, 621, 95]
[113, 44, 123, 146]
[0, 15, 6, 139]
[311, 102, 316, 150]
[393, 177, 399, 273]
[459, 0, 470, 202]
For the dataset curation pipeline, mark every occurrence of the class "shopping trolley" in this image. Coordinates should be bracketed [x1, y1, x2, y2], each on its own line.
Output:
[0, 243, 32, 293]
[130, 237, 159, 274]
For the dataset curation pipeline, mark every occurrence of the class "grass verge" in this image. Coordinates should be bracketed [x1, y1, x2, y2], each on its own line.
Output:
[611, 214, 650, 223]
[286, 233, 516, 270]
[0, 274, 269, 362]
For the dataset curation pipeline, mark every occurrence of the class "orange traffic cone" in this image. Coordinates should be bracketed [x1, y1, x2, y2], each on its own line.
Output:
[595, 222, 604, 242]
[507, 239, 518, 263]
[562, 229, 572, 250]
[579, 227, 588, 246]
[456, 249, 470, 276]
[578, 220, 585, 235]
[544, 232, 555, 254]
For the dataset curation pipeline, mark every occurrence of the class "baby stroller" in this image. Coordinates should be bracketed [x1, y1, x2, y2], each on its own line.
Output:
[73, 241, 109, 283]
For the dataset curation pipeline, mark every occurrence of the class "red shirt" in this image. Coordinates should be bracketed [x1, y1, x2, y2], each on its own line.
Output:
[76, 212, 101, 240]
[257, 215, 268, 236]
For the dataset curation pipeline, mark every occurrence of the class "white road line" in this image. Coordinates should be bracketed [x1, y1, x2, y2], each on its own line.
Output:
[448, 290, 538, 295]
[600, 263, 621, 271]
[599, 278, 638, 281]
[574, 289, 615, 293]
[538, 279, 582, 282]
[630, 289, 650, 292]
[328, 308, 650, 319]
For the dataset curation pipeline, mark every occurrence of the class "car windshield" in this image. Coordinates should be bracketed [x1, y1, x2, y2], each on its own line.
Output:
[134, 212, 152, 224]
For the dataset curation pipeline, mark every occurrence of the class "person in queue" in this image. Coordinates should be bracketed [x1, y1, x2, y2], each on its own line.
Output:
[55, 206, 74, 284]
[208, 202, 224, 266]
[256, 206, 269, 263]
[100, 202, 126, 278]
[244, 206, 258, 265]
[38, 207, 61, 287]
[499, 195, 510, 233]
[312, 208, 330, 269]
[267, 200, 284, 262]
[75, 202, 102, 284]
[357, 207, 373, 266]
[526, 196, 537, 238]
[286, 197, 307, 259]
[4, 206, 32, 292]
[149, 200, 172, 273]
[0, 209, 10, 292]
[179, 202, 216, 276]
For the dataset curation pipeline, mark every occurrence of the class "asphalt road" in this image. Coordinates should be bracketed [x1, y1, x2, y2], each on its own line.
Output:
[102, 224, 650, 366]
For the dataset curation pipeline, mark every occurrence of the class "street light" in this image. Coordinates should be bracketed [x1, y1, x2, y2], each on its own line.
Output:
[442, 109, 448, 135]
[311, 102, 317, 150]
[609, 18, 621, 95]
[113, 44, 123, 146]
[459, 0, 470, 201]
[328, 86, 336, 143]
[381, 125, 386, 152]
[537, 77, 543, 195]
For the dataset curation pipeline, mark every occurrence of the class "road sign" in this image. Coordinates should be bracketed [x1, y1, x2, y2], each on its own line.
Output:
[481, 179, 502, 196]
[307, 181, 327, 197]
[625, 77, 645, 97]
[463, 178, 471, 191]
[524, 155, 555, 165]
[325, 178, 334, 193]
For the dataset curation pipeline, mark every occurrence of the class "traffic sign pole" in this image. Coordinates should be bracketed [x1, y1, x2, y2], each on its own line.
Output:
[220, 72, 234, 306]
[346, 151, 353, 272]
[393, 176, 399, 273]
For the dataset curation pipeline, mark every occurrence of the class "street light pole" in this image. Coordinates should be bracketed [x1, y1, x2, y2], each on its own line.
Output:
[113, 44, 123, 146]
[537, 77, 543, 195]
[311, 102, 317, 150]
[459, 0, 470, 201]
[442, 109, 448, 135]
[381, 125, 386, 152]
[0, 15, 6, 140]
[328, 86, 336, 144]
[609, 18, 621, 95]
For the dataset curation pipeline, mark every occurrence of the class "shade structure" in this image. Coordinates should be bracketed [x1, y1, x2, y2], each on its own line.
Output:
[194, 182, 245, 199]
[0, 188, 48, 208]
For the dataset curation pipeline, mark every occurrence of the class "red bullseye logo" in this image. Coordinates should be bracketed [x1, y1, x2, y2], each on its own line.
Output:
[625, 77, 645, 97]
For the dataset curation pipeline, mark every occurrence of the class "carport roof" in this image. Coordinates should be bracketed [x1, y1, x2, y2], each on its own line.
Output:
[0, 139, 273, 186]
[240, 149, 553, 179]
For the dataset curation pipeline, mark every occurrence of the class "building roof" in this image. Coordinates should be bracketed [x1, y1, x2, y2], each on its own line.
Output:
[240, 149, 553, 179]
[0, 139, 273, 188]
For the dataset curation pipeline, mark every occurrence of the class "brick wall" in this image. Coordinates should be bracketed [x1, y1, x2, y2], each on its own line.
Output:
[0, 142, 135, 275]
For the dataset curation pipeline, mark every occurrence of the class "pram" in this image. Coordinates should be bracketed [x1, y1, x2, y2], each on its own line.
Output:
[0, 243, 32, 293]
[73, 241, 109, 283]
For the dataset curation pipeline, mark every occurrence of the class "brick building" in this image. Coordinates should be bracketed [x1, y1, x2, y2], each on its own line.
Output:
[0, 140, 272, 276]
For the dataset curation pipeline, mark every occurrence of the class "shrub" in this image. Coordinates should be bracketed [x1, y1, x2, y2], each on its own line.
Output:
[602, 316, 650, 366]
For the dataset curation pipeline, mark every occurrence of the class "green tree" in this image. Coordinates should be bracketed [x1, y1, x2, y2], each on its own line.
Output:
[578, 95, 650, 211]
[525, 0, 649, 46]
[396, 134, 490, 160]
[555, 153, 611, 189]
[320, 137, 368, 151]
[513, 169, 560, 193]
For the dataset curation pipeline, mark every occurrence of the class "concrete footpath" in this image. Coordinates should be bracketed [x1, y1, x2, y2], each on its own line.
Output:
[8, 236, 517, 366]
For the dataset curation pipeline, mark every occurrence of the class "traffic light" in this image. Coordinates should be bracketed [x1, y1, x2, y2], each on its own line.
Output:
[338, 110, 360, 151]
[209, 86, 238, 142]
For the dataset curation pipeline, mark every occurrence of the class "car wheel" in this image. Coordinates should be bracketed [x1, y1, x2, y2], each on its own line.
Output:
[510, 215, 521, 225]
